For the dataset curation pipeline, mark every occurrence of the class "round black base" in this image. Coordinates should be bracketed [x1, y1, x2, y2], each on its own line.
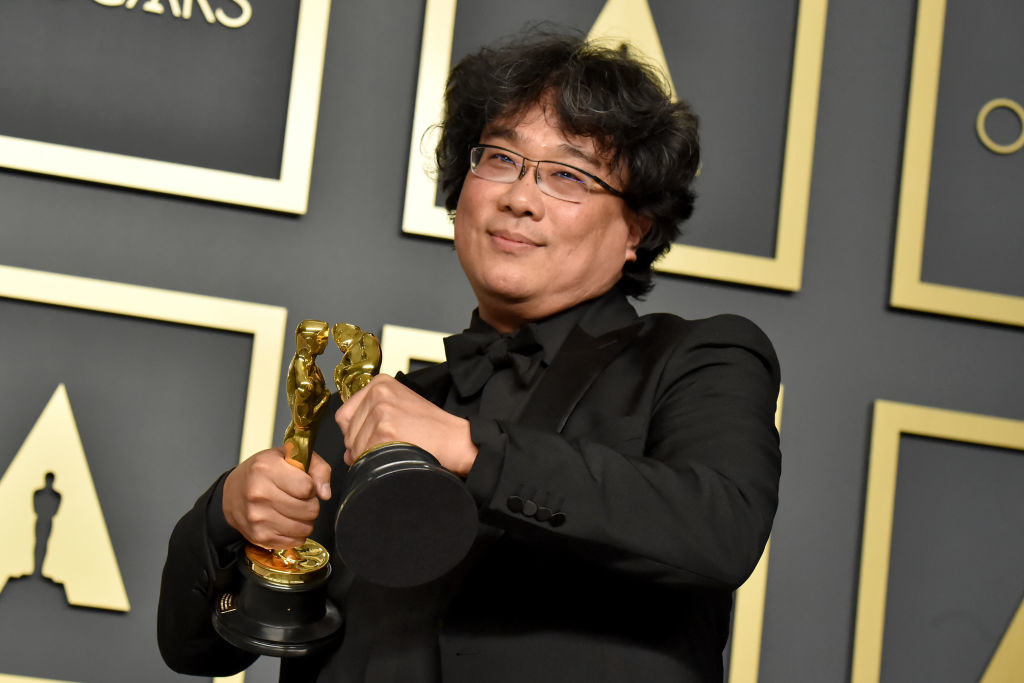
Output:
[336, 442, 478, 588]
[212, 591, 343, 657]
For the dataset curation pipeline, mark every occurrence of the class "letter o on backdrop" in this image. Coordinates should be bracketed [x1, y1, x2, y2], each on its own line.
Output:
[976, 98, 1024, 155]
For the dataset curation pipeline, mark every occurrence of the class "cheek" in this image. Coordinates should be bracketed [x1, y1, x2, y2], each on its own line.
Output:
[455, 174, 489, 213]
[452, 201, 474, 249]
[452, 211, 484, 281]
[453, 185, 488, 242]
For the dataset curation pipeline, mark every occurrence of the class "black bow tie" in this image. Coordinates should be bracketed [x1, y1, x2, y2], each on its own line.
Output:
[444, 326, 545, 397]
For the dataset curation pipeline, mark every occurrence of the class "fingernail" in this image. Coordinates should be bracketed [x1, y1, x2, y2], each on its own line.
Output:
[319, 482, 331, 499]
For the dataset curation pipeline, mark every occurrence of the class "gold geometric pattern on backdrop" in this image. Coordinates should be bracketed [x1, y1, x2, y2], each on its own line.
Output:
[586, 0, 678, 101]
[0, 0, 331, 214]
[401, 0, 827, 291]
[891, 0, 1024, 327]
[851, 400, 1024, 683]
[981, 596, 1024, 682]
[0, 675, 75, 683]
[0, 264, 287, 683]
[0, 384, 129, 612]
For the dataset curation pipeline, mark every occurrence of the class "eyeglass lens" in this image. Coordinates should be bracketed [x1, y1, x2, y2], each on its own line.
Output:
[471, 146, 593, 202]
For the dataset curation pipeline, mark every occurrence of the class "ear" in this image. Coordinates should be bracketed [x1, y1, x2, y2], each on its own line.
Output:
[624, 212, 652, 263]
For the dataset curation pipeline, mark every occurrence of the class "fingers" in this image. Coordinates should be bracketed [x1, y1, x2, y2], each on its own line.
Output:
[336, 376, 479, 476]
[283, 456, 306, 471]
[258, 451, 318, 500]
[334, 374, 370, 432]
[222, 447, 325, 549]
[339, 390, 376, 462]
[336, 374, 395, 461]
[247, 516, 316, 550]
[307, 452, 332, 500]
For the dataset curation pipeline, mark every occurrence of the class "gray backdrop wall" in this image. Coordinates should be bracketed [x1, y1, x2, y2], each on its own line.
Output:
[1, 1, 1022, 682]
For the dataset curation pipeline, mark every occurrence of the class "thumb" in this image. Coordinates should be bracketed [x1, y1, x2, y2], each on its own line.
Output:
[307, 451, 332, 500]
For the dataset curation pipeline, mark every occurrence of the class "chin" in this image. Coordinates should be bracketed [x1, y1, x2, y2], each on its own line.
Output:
[474, 273, 534, 300]
[483, 289, 533, 309]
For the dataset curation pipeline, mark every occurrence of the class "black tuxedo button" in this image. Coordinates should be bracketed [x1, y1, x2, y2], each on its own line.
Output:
[535, 506, 552, 522]
[550, 512, 566, 527]
[522, 500, 538, 517]
[507, 495, 524, 513]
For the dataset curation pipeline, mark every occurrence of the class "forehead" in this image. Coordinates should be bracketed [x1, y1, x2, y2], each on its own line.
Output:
[482, 102, 617, 170]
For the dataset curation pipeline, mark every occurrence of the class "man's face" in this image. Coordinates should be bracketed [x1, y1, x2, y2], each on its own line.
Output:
[453, 103, 645, 331]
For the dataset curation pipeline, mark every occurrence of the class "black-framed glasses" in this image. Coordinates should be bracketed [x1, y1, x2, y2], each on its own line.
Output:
[469, 144, 624, 203]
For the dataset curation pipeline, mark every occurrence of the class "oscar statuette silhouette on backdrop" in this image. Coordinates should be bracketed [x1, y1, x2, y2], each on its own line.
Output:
[33, 472, 61, 580]
[0, 472, 65, 625]
[212, 320, 476, 657]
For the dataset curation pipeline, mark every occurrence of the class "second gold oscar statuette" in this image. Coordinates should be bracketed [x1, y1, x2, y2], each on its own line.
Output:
[329, 327, 478, 589]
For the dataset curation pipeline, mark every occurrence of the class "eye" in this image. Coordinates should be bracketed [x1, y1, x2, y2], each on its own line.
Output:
[484, 150, 518, 166]
[546, 165, 588, 186]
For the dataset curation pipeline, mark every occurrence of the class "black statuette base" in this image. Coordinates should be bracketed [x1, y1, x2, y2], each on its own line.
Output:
[211, 555, 343, 657]
[336, 442, 478, 588]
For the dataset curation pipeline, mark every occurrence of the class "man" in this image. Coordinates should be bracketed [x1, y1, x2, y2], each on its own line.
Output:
[159, 33, 780, 682]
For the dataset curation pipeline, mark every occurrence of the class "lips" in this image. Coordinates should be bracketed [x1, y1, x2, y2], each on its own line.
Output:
[488, 229, 542, 249]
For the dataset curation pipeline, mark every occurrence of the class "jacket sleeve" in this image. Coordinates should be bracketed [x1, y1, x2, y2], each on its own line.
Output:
[157, 474, 259, 676]
[464, 314, 781, 590]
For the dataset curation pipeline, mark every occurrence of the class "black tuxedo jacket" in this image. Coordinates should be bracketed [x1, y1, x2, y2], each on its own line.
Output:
[158, 292, 781, 682]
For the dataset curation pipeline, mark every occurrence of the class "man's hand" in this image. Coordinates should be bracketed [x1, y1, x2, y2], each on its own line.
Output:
[222, 447, 332, 549]
[335, 375, 478, 477]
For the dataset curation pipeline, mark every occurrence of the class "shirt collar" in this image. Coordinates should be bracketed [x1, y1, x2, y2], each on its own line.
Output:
[464, 287, 622, 366]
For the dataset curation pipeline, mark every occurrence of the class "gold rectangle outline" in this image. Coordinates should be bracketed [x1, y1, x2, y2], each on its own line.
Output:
[380, 323, 782, 683]
[728, 386, 783, 683]
[891, 0, 1024, 327]
[0, 264, 288, 683]
[0, 0, 331, 215]
[400, 0, 826, 292]
[850, 399, 1024, 682]
[379, 323, 448, 375]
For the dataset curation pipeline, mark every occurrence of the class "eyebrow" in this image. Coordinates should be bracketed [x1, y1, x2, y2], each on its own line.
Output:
[483, 127, 603, 170]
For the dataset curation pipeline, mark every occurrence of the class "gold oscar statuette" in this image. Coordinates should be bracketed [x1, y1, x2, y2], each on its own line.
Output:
[212, 320, 343, 658]
[212, 318, 478, 657]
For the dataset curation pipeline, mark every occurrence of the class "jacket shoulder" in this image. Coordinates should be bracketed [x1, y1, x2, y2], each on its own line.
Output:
[639, 312, 780, 379]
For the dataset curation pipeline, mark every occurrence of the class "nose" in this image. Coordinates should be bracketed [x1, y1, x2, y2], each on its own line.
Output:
[501, 161, 545, 219]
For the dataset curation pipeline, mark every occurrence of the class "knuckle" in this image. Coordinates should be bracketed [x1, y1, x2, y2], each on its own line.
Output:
[376, 417, 397, 439]
[250, 458, 272, 477]
[248, 482, 269, 503]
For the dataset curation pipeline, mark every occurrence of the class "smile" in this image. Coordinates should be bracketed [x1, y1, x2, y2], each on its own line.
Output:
[488, 229, 542, 250]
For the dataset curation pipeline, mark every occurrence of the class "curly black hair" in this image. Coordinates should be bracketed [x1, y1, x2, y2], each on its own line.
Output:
[435, 31, 700, 297]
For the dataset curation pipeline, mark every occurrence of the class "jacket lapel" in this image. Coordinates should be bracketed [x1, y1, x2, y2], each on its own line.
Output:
[397, 363, 452, 405]
[518, 295, 641, 433]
